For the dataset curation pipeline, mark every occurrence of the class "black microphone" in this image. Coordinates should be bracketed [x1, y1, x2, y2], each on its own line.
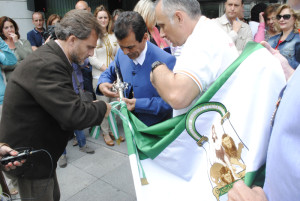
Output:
[0, 149, 39, 165]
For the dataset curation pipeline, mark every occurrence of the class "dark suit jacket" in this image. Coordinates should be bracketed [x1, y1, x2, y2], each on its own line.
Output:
[0, 40, 107, 179]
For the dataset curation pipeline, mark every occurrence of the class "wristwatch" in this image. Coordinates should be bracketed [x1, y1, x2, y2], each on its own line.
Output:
[151, 61, 165, 72]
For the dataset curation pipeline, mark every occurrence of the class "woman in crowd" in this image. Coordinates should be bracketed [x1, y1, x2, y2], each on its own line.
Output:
[268, 4, 300, 69]
[254, 4, 280, 42]
[0, 16, 30, 196]
[89, 5, 123, 146]
[0, 16, 32, 81]
[134, 0, 168, 49]
[249, 3, 267, 39]
[46, 14, 61, 28]
[44, 14, 61, 43]
[0, 37, 16, 115]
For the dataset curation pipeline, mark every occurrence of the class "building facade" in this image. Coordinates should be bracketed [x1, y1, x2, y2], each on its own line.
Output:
[0, 0, 287, 44]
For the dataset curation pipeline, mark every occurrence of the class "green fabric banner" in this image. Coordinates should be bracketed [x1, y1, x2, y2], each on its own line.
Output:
[122, 42, 264, 160]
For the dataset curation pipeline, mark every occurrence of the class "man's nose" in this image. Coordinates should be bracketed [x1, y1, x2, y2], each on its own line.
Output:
[88, 49, 94, 57]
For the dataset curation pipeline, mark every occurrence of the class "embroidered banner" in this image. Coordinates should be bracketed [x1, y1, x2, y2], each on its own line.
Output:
[120, 42, 286, 201]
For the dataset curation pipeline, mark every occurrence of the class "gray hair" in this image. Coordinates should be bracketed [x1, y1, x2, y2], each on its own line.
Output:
[55, 9, 102, 40]
[156, 0, 201, 22]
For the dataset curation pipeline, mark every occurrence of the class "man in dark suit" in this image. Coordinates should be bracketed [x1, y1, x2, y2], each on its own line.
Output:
[0, 9, 110, 201]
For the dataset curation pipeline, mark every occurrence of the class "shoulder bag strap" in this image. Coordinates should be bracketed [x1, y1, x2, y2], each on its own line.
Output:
[72, 71, 82, 92]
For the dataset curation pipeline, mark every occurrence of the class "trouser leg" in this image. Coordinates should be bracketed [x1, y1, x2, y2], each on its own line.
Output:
[9, 172, 61, 201]
[97, 95, 111, 134]
[92, 78, 112, 135]
[74, 129, 86, 147]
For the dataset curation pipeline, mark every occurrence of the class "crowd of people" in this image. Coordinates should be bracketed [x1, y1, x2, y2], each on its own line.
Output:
[0, 0, 299, 200]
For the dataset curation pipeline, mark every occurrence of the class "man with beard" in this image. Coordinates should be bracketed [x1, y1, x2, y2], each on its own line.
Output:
[0, 9, 110, 201]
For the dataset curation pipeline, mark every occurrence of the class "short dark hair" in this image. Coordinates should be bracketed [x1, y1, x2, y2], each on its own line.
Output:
[250, 3, 267, 22]
[0, 16, 20, 40]
[114, 11, 147, 43]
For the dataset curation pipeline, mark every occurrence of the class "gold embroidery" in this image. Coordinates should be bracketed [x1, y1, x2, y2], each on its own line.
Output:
[210, 125, 246, 201]
[102, 34, 115, 66]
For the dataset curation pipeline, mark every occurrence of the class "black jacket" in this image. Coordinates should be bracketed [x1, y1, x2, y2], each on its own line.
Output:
[0, 40, 107, 179]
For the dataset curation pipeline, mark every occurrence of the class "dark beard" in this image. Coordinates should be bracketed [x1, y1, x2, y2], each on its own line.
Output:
[70, 51, 84, 65]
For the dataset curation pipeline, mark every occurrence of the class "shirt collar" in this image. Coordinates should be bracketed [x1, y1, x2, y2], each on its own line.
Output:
[133, 42, 147, 65]
[220, 14, 245, 28]
[33, 27, 45, 33]
[220, 14, 230, 25]
[55, 40, 72, 65]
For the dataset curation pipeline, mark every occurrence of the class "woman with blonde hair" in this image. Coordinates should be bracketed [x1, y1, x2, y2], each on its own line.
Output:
[89, 5, 123, 146]
[134, 0, 168, 49]
[268, 4, 300, 69]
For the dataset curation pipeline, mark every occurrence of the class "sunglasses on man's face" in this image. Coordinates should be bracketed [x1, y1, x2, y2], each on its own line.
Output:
[276, 14, 291, 20]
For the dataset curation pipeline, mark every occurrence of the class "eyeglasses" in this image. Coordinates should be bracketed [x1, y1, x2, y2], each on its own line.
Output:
[276, 14, 291, 20]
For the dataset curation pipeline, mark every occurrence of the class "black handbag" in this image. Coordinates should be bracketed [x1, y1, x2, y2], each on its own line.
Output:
[72, 71, 94, 102]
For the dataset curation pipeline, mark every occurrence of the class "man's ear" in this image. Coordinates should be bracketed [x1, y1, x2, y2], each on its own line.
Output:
[143, 32, 148, 40]
[67, 35, 77, 46]
[174, 11, 184, 24]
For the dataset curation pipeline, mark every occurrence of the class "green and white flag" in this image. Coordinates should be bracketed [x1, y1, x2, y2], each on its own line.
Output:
[118, 42, 286, 201]
[89, 125, 100, 139]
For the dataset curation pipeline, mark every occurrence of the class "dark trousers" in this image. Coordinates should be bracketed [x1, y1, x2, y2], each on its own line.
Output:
[6, 172, 60, 201]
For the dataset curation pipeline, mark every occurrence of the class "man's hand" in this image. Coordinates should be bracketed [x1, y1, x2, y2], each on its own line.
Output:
[228, 180, 268, 201]
[0, 145, 25, 171]
[261, 41, 294, 80]
[99, 82, 119, 98]
[122, 98, 136, 111]
[104, 102, 112, 118]
[45, 35, 51, 44]
[232, 20, 242, 33]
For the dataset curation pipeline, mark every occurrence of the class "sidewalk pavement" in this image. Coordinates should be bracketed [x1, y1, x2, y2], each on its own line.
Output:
[56, 123, 137, 201]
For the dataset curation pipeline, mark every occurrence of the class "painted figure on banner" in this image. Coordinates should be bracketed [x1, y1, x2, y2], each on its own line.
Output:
[185, 102, 248, 201]
[210, 125, 246, 180]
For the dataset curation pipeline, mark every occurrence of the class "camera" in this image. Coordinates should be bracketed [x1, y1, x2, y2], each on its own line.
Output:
[43, 25, 57, 41]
